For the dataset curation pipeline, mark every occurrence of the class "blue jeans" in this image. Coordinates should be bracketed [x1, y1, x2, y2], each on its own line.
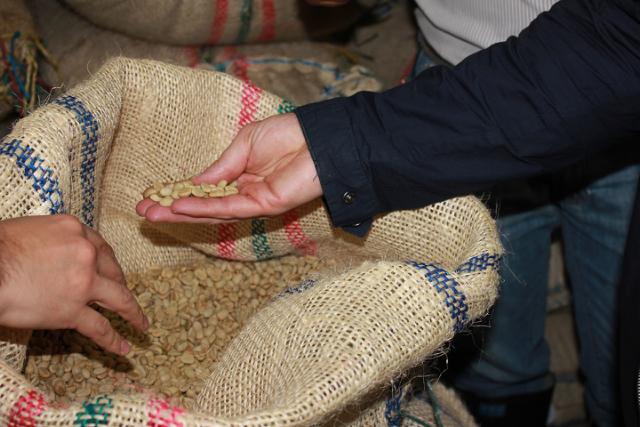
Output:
[450, 164, 639, 427]
[410, 49, 438, 80]
[411, 47, 640, 426]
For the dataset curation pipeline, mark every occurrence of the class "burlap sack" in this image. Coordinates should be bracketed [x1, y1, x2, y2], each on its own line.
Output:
[0, 0, 49, 118]
[30, 0, 381, 107]
[198, 50, 382, 105]
[28, 0, 194, 91]
[399, 384, 478, 427]
[334, 382, 478, 427]
[0, 58, 500, 425]
[63, 0, 372, 46]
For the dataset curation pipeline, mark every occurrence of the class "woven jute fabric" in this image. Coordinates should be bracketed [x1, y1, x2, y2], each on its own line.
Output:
[28, 0, 194, 92]
[336, 382, 478, 427]
[63, 0, 370, 46]
[31, 0, 381, 108]
[0, 328, 30, 373]
[0, 0, 38, 118]
[402, 384, 478, 427]
[0, 58, 500, 425]
[192, 48, 382, 105]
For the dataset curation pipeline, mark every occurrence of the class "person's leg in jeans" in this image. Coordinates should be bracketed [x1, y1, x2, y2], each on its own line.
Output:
[559, 162, 640, 427]
[447, 206, 559, 424]
[410, 49, 438, 79]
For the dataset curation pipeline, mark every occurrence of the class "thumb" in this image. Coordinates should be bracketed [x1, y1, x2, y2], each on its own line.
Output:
[193, 125, 254, 184]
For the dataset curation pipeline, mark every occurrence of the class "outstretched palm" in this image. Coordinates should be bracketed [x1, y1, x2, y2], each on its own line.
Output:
[137, 113, 323, 223]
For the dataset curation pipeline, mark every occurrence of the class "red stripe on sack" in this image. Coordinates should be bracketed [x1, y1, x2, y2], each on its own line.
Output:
[215, 77, 264, 259]
[283, 209, 317, 255]
[208, 0, 229, 45]
[259, 0, 276, 42]
[398, 50, 417, 85]
[8, 390, 46, 427]
[216, 223, 236, 259]
[147, 397, 185, 427]
[232, 56, 250, 83]
[184, 47, 201, 68]
[220, 46, 239, 61]
[237, 79, 263, 126]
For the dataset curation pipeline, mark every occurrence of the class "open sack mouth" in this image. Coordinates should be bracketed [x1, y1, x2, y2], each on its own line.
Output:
[0, 57, 501, 426]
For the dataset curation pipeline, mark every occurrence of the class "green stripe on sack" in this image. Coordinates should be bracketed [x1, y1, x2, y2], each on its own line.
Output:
[235, 0, 253, 44]
[277, 99, 295, 114]
[247, 100, 297, 260]
[74, 395, 112, 427]
[248, 101, 295, 260]
[251, 219, 273, 260]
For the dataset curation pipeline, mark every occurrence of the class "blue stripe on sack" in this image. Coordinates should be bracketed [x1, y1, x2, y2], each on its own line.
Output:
[249, 58, 344, 79]
[215, 57, 346, 80]
[54, 95, 99, 227]
[0, 138, 65, 214]
[7, 32, 28, 99]
[407, 261, 469, 333]
[277, 279, 318, 299]
[235, 0, 253, 44]
[456, 252, 500, 273]
[251, 219, 273, 260]
[384, 383, 403, 427]
[213, 57, 348, 99]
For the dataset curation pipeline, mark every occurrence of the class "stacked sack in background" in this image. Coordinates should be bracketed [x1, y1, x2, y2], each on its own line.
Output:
[0, 57, 500, 426]
[0, 0, 51, 119]
[27, 0, 389, 107]
[64, 0, 377, 45]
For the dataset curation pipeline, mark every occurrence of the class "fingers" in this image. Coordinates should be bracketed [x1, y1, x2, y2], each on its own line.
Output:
[82, 226, 125, 284]
[192, 125, 254, 185]
[171, 190, 276, 219]
[75, 307, 131, 355]
[81, 226, 146, 330]
[142, 203, 234, 223]
[139, 197, 240, 223]
[91, 276, 149, 333]
[136, 198, 156, 217]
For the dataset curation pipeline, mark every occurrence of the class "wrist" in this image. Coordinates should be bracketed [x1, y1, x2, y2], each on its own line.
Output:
[295, 98, 379, 229]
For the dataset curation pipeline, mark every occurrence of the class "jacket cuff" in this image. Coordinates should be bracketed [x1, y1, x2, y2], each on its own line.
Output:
[295, 98, 378, 236]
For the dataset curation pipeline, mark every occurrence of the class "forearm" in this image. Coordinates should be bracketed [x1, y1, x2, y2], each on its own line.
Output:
[297, 0, 640, 228]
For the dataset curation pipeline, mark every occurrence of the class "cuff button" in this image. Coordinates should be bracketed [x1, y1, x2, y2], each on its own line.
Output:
[342, 191, 355, 205]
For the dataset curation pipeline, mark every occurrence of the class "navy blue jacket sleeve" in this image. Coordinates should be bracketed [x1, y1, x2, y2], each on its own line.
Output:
[295, 0, 640, 234]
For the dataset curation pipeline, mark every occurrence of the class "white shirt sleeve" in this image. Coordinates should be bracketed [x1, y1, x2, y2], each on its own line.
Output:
[414, 0, 557, 65]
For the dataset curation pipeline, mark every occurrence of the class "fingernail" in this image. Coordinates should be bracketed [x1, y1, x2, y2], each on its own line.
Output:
[171, 205, 186, 214]
[120, 340, 131, 355]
